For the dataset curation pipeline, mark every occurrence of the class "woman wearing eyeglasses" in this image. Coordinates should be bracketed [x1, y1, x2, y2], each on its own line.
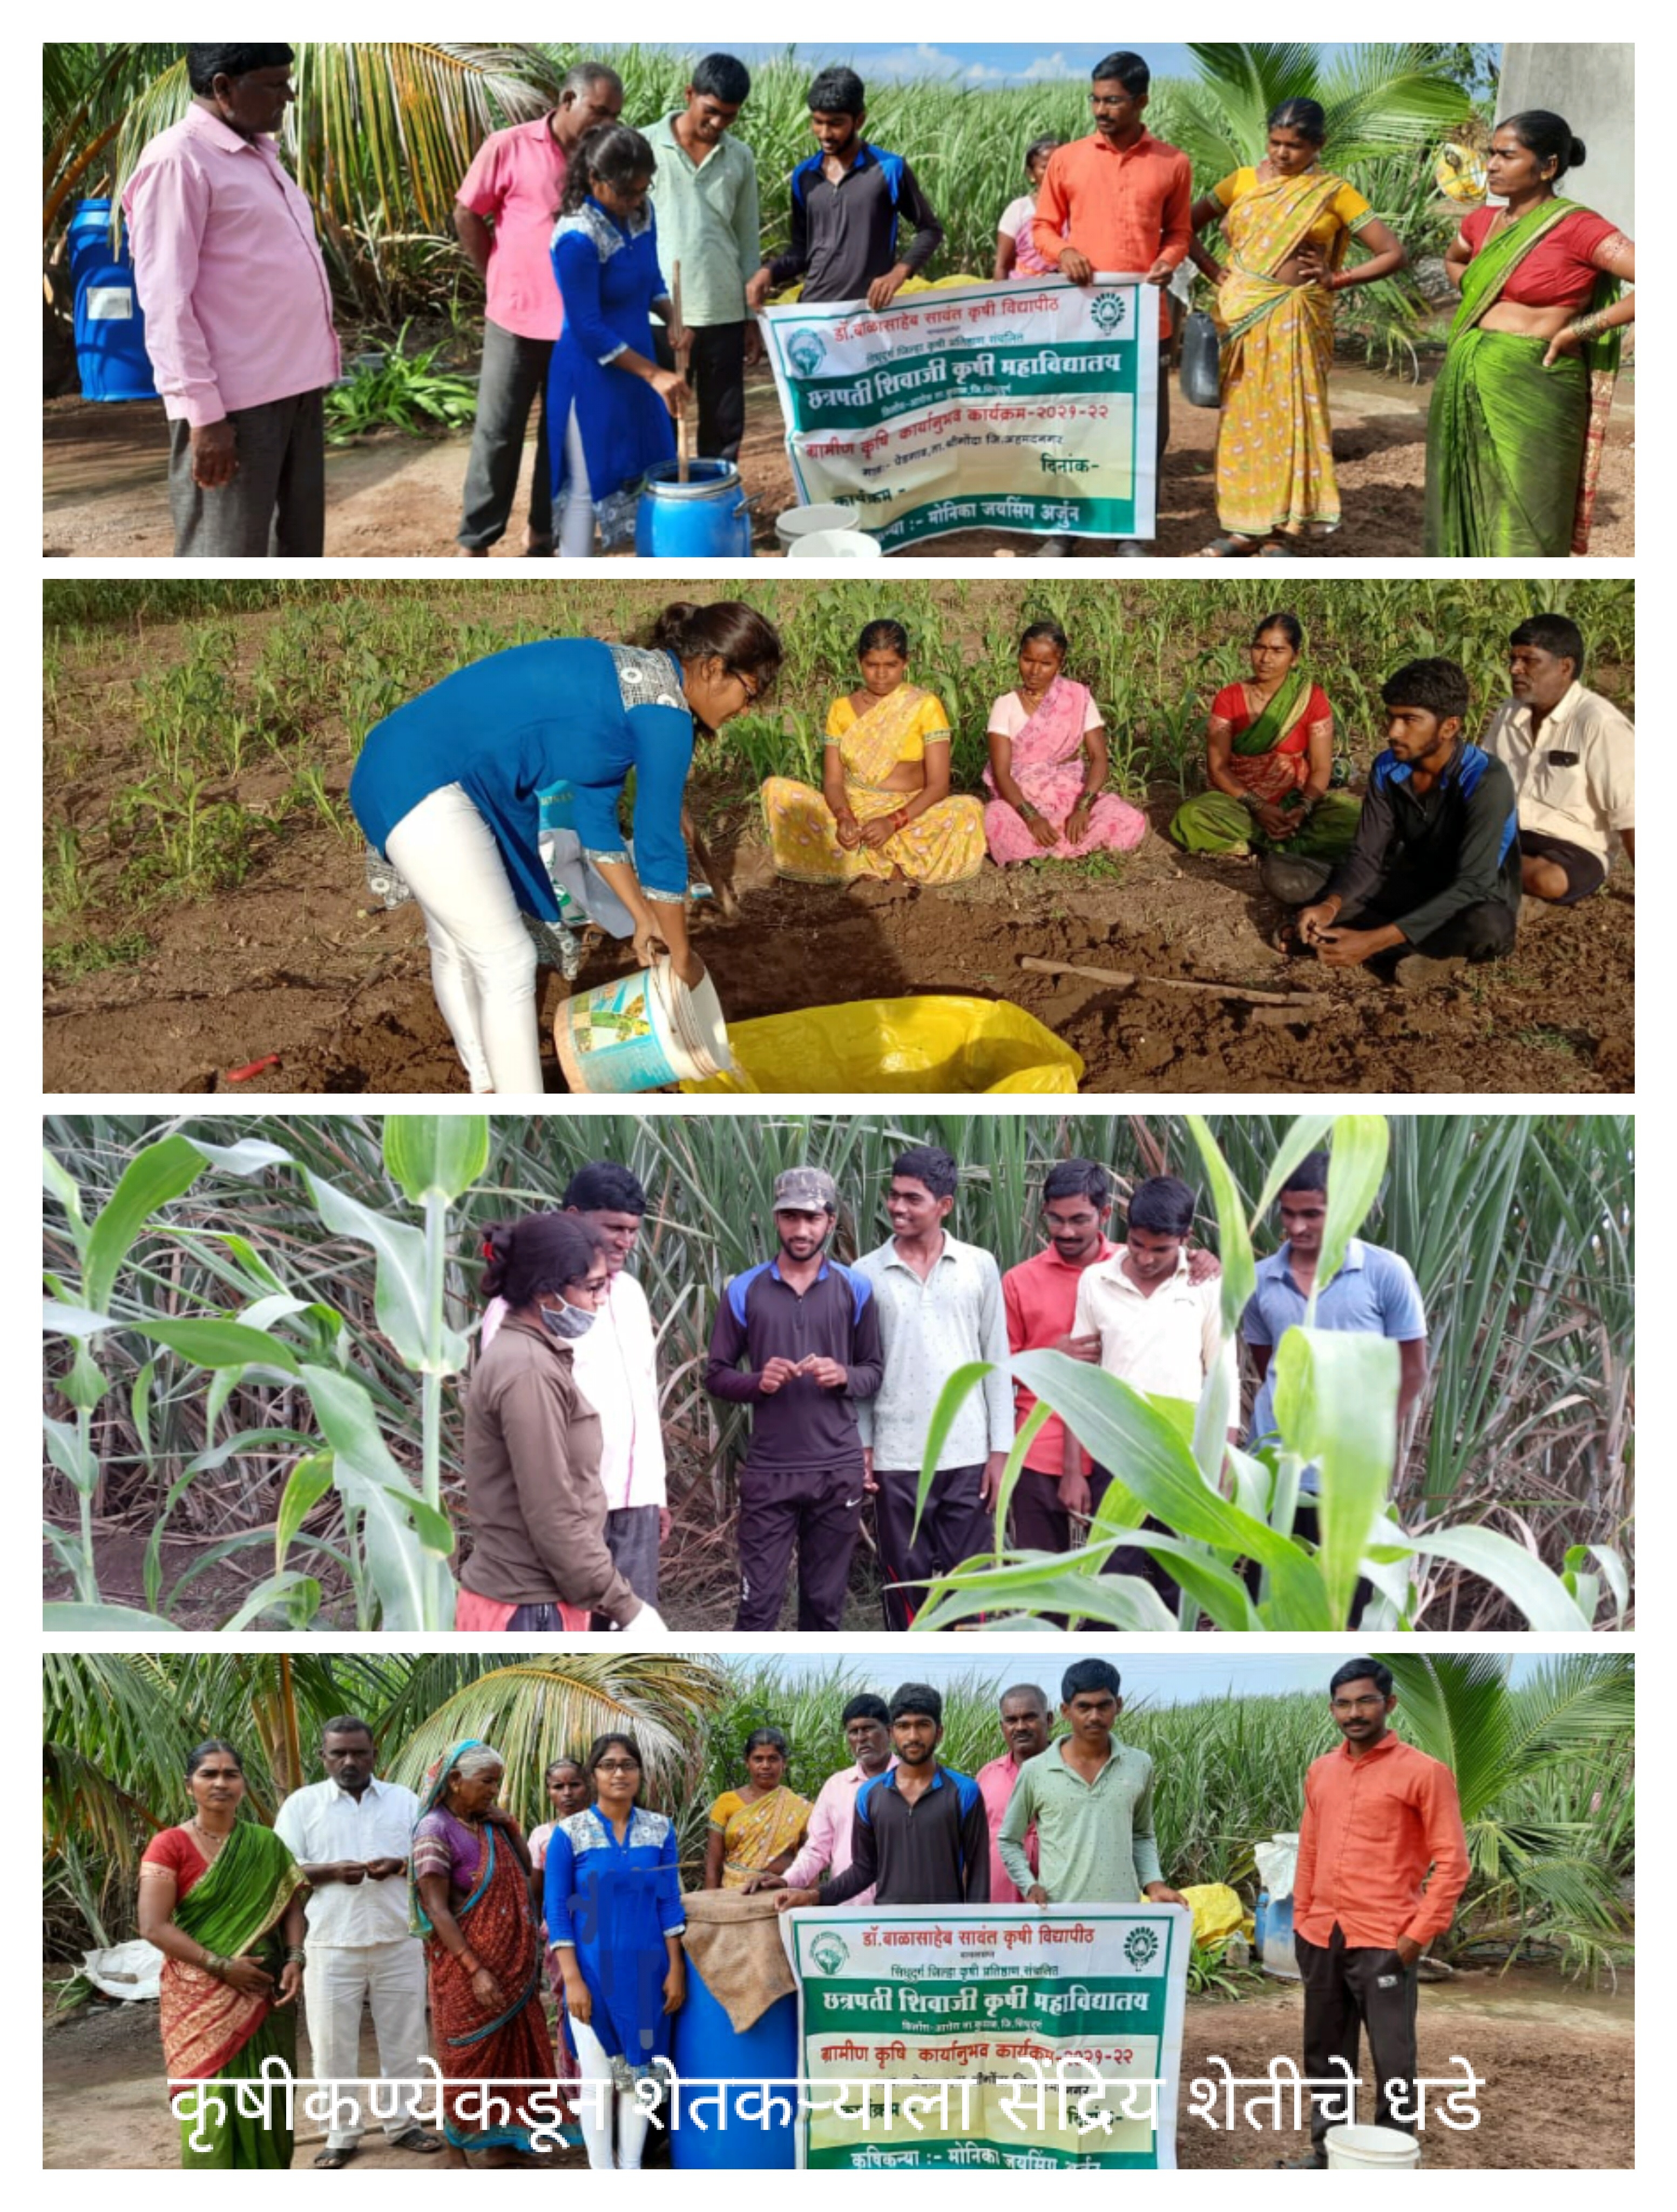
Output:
[350, 600, 783, 1093]
[545, 1732, 686, 2171]
[459, 1215, 664, 1633]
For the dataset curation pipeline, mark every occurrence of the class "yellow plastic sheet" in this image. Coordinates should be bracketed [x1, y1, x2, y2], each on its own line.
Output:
[680, 995, 1083, 1095]
[1179, 1883, 1255, 1951]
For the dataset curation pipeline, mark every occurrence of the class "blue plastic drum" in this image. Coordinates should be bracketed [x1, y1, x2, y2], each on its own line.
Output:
[635, 460, 754, 558]
[67, 199, 157, 402]
[670, 1944, 798, 2170]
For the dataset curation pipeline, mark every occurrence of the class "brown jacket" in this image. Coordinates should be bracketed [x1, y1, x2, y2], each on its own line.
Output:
[461, 1313, 639, 1623]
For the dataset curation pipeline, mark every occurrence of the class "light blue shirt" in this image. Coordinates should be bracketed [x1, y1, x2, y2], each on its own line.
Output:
[1241, 1238, 1426, 1492]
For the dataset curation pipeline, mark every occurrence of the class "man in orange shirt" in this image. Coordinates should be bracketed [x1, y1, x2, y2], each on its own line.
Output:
[1031, 50, 1190, 557]
[1282, 1657, 1471, 2167]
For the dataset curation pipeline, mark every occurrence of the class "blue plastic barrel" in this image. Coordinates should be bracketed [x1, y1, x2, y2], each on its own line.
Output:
[670, 1947, 798, 2170]
[1254, 1890, 1268, 1952]
[67, 199, 157, 401]
[635, 460, 753, 558]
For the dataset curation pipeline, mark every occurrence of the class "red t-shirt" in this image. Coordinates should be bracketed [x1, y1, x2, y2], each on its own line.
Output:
[141, 1824, 211, 1899]
[1460, 206, 1619, 309]
[1002, 1239, 1118, 1474]
[1212, 680, 1330, 753]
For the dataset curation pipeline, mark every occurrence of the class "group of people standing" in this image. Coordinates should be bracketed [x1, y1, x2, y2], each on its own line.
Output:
[118, 46, 1633, 559]
[135, 1657, 1470, 2169]
[451, 1137, 1432, 1636]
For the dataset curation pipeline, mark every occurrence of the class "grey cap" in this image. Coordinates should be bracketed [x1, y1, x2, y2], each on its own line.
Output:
[774, 1166, 837, 1213]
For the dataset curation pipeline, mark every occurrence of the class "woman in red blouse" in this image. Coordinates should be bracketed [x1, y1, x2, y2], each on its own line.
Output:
[1425, 110, 1635, 555]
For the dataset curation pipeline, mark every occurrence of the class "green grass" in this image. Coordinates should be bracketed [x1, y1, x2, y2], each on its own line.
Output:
[43, 929, 153, 981]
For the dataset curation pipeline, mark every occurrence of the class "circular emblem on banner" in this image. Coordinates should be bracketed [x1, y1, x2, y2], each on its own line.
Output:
[812, 1932, 851, 1974]
[787, 328, 828, 375]
[1090, 291, 1128, 334]
[1124, 1924, 1161, 1968]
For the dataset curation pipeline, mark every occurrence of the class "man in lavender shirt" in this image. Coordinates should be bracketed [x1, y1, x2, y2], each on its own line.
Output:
[454, 61, 623, 556]
[743, 1696, 894, 1904]
[123, 44, 339, 556]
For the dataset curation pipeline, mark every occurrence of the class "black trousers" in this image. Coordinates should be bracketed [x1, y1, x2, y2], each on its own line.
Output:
[1012, 1466, 1180, 1616]
[655, 321, 747, 462]
[735, 1461, 864, 1631]
[874, 1462, 991, 1631]
[1296, 1926, 1419, 2144]
[167, 387, 326, 557]
[1341, 893, 1517, 962]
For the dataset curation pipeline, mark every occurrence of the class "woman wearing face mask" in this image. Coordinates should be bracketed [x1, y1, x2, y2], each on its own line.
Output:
[460, 1216, 664, 1633]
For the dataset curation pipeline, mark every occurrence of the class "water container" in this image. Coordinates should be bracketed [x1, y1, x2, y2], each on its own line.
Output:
[67, 199, 157, 401]
[787, 528, 882, 559]
[775, 501, 858, 550]
[1254, 1890, 1268, 1953]
[1258, 1886, 1300, 1980]
[671, 1918, 798, 2170]
[1326, 2125, 1421, 2171]
[553, 957, 733, 1092]
[635, 460, 753, 558]
[1179, 307, 1222, 409]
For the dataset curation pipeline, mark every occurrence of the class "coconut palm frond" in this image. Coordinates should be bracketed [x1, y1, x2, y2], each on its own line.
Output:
[1380, 1650, 1512, 1819]
[380, 1657, 729, 1829]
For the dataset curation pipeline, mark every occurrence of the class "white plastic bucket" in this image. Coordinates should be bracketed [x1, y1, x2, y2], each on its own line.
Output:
[775, 501, 859, 549]
[1326, 2126, 1421, 2171]
[788, 528, 884, 559]
[554, 959, 732, 1092]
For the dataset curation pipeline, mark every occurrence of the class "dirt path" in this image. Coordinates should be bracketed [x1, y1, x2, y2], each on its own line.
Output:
[43, 803, 1634, 1096]
[43, 1970, 1632, 2168]
[42, 363, 1635, 561]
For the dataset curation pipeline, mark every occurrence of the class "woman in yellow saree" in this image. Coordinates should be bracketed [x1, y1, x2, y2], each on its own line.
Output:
[763, 620, 986, 886]
[1189, 100, 1406, 555]
[703, 1728, 811, 1891]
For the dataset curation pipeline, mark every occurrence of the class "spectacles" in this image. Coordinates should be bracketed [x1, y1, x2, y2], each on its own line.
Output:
[733, 669, 761, 704]
[595, 1759, 641, 1773]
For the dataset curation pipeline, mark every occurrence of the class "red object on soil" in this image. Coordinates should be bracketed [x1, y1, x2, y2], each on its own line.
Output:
[224, 1054, 281, 1083]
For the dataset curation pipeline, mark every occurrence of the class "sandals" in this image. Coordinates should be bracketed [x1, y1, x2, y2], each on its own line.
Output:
[390, 2128, 445, 2155]
[1197, 534, 1257, 557]
[314, 2149, 356, 2169]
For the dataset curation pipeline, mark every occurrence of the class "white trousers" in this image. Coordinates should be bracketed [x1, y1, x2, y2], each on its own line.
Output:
[384, 781, 543, 1094]
[557, 404, 597, 557]
[302, 1938, 430, 2149]
[572, 2015, 652, 2170]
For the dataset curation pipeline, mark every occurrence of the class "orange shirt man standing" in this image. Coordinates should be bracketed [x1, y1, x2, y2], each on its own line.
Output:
[1282, 1658, 1471, 2167]
[1031, 49, 1191, 556]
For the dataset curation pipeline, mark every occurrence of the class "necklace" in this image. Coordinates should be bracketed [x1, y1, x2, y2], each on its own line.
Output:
[187, 1816, 230, 1862]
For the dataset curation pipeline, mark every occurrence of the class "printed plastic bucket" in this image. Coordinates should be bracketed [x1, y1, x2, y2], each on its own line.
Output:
[555, 959, 732, 1092]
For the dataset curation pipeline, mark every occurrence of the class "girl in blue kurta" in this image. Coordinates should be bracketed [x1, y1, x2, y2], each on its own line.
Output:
[546, 1732, 687, 2171]
[549, 124, 689, 556]
[348, 603, 782, 1093]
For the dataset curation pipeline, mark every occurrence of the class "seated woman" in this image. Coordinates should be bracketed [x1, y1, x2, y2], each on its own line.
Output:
[983, 620, 1147, 864]
[1169, 612, 1361, 893]
[763, 620, 985, 886]
[704, 1728, 810, 1890]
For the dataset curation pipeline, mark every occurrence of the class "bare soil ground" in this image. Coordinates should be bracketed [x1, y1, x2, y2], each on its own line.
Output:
[42, 361, 1635, 561]
[43, 790, 1634, 1096]
[43, 1968, 1632, 2169]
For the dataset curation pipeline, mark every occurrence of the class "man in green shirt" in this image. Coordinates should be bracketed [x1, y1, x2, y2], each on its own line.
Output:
[644, 54, 762, 466]
[998, 1657, 1188, 1907]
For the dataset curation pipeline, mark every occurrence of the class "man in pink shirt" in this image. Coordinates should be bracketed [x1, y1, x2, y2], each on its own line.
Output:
[745, 1696, 893, 1904]
[455, 62, 623, 556]
[976, 1683, 1050, 1902]
[123, 44, 340, 557]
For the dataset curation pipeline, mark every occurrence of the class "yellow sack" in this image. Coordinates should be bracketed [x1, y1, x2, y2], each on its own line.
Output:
[682, 995, 1082, 1094]
[1179, 1883, 1254, 1951]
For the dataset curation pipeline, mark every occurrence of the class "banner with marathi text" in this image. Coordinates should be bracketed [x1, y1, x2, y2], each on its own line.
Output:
[762, 275, 1158, 549]
[784, 1904, 1188, 2169]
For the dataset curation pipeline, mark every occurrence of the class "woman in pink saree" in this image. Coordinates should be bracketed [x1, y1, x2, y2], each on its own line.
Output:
[983, 622, 1147, 864]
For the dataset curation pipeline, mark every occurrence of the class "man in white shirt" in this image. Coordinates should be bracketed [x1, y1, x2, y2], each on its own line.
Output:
[480, 1159, 669, 1610]
[273, 1718, 437, 2168]
[745, 1694, 895, 1901]
[1070, 1175, 1238, 1607]
[1483, 612, 1634, 906]
[854, 1144, 1014, 1631]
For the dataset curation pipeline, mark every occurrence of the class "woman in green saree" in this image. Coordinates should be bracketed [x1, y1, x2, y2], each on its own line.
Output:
[138, 1738, 307, 2169]
[1425, 110, 1635, 556]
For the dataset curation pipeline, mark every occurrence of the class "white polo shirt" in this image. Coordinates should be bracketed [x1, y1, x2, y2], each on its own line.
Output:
[1072, 1246, 1237, 1410]
[274, 1775, 423, 1947]
[1483, 683, 1635, 864]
